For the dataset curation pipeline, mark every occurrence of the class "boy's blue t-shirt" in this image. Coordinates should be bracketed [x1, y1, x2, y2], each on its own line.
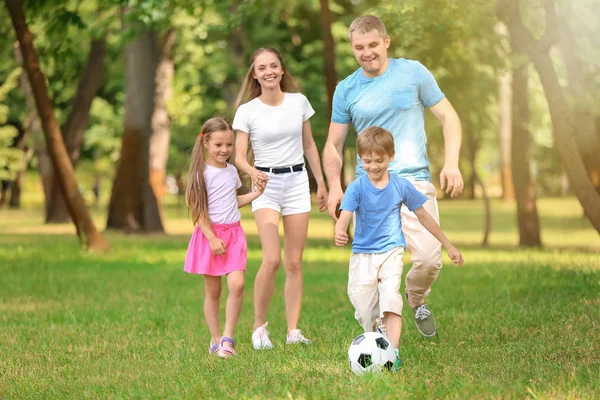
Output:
[340, 174, 428, 253]
[331, 58, 445, 181]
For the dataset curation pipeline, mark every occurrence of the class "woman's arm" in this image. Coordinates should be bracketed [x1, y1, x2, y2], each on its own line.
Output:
[235, 130, 268, 190]
[302, 120, 328, 212]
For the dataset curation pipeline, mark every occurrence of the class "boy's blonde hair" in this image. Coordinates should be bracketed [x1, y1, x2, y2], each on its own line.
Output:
[348, 15, 388, 41]
[356, 126, 395, 158]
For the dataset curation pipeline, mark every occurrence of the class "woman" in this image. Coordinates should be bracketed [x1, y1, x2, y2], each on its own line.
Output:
[232, 47, 328, 350]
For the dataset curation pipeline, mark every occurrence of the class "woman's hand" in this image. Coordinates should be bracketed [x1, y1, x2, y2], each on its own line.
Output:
[317, 183, 328, 213]
[250, 169, 269, 191]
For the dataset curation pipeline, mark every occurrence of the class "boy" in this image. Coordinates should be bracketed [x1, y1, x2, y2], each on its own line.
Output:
[334, 126, 464, 369]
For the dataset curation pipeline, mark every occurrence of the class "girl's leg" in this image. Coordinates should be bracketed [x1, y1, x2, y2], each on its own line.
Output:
[383, 312, 402, 349]
[204, 275, 222, 346]
[282, 212, 309, 332]
[253, 208, 282, 329]
[222, 270, 245, 350]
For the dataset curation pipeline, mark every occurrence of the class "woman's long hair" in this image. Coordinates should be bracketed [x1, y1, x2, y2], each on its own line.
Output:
[186, 117, 233, 226]
[234, 47, 300, 110]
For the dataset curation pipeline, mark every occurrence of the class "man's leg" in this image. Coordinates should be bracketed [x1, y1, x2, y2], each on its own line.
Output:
[402, 181, 443, 336]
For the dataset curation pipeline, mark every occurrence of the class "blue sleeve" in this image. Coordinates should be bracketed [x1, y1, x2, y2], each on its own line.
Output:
[331, 83, 351, 124]
[340, 181, 360, 212]
[401, 180, 428, 212]
[415, 61, 445, 108]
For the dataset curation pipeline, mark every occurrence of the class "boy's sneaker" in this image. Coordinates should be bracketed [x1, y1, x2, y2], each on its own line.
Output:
[252, 322, 274, 350]
[374, 317, 387, 337]
[393, 355, 403, 371]
[413, 304, 436, 337]
[286, 329, 312, 345]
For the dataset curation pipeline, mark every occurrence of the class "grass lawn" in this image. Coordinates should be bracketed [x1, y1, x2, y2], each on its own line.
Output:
[1, 197, 599, 399]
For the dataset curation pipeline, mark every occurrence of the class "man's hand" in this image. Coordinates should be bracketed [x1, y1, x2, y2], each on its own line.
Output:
[327, 186, 344, 221]
[439, 164, 464, 198]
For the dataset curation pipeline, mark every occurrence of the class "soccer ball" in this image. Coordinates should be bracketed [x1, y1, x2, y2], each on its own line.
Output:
[348, 332, 396, 375]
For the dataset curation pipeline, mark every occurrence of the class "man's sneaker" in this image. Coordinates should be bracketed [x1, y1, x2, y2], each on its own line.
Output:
[286, 329, 312, 345]
[413, 304, 437, 337]
[252, 322, 274, 350]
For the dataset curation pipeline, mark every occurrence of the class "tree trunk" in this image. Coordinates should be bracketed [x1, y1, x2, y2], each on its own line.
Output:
[6, 0, 108, 251]
[498, 0, 600, 235]
[46, 38, 107, 223]
[511, 59, 541, 246]
[556, 21, 600, 192]
[473, 169, 491, 246]
[150, 29, 176, 207]
[497, 49, 515, 202]
[106, 19, 164, 233]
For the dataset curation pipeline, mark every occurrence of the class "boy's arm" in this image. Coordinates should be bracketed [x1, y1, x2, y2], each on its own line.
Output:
[334, 210, 353, 246]
[413, 207, 464, 266]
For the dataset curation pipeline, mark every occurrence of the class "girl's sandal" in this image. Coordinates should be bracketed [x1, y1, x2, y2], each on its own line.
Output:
[217, 337, 236, 358]
[208, 341, 220, 355]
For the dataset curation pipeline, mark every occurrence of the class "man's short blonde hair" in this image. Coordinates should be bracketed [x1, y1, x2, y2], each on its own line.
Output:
[356, 126, 395, 158]
[348, 15, 388, 41]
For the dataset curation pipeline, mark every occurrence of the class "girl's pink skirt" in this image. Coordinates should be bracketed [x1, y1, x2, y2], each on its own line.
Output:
[184, 221, 247, 276]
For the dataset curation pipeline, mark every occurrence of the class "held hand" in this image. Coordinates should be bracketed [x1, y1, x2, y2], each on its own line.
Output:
[334, 230, 349, 247]
[209, 237, 226, 256]
[317, 183, 328, 213]
[447, 246, 464, 267]
[250, 169, 269, 191]
[327, 186, 344, 221]
[440, 165, 464, 198]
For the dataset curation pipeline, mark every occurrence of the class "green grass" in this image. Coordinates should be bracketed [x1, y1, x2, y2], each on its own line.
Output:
[1, 197, 599, 399]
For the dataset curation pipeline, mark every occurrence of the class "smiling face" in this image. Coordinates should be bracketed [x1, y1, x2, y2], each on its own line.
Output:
[350, 30, 390, 78]
[360, 151, 394, 181]
[252, 51, 284, 90]
[203, 130, 234, 167]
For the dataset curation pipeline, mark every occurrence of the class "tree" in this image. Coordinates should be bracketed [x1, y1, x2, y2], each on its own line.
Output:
[106, 9, 164, 233]
[6, 0, 108, 251]
[498, 0, 600, 235]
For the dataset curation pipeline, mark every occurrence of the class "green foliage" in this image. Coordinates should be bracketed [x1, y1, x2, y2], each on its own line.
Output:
[0, 67, 25, 181]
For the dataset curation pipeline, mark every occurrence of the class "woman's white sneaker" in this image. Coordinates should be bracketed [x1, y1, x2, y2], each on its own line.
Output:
[252, 322, 274, 350]
[286, 329, 312, 345]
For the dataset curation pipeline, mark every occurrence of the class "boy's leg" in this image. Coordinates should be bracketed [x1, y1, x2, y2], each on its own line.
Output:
[402, 181, 443, 337]
[347, 253, 379, 332]
[377, 247, 404, 349]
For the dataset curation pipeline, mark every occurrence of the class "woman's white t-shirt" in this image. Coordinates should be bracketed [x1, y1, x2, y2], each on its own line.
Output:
[232, 92, 315, 168]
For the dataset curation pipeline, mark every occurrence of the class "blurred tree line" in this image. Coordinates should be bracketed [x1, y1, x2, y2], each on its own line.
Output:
[1, 0, 599, 250]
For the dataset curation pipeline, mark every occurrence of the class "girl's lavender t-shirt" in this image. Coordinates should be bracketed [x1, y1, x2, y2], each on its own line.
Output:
[203, 163, 242, 224]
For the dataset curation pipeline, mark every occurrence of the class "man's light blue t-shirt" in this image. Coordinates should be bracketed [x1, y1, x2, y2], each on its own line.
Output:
[340, 174, 428, 253]
[331, 58, 445, 181]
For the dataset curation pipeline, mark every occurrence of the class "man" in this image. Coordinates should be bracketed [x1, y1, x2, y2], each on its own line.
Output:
[323, 15, 464, 337]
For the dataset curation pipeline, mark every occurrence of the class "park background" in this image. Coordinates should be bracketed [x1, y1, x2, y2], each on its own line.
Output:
[1, 0, 599, 398]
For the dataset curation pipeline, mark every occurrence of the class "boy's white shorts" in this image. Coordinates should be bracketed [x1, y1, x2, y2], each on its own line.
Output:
[347, 247, 404, 332]
[252, 169, 311, 216]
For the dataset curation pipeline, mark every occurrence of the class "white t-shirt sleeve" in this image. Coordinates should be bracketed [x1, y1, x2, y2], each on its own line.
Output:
[232, 104, 250, 133]
[302, 94, 315, 121]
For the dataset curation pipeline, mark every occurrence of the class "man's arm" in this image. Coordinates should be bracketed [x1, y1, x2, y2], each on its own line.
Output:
[430, 97, 464, 198]
[323, 122, 350, 221]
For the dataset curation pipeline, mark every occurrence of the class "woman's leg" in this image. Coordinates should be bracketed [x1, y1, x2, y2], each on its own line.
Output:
[222, 270, 245, 350]
[253, 208, 282, 329]
[203, 275, 222, 346]
[282, 212, 309, 332]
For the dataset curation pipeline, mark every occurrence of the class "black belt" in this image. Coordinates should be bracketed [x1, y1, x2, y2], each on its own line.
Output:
[255, 163, 304, 174]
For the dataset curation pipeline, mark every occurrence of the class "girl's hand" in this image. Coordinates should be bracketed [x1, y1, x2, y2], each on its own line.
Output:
[209, 237, 226, 255]
[334, 230, 349, 247]
[447, 246, 463, 267]
[250, 169, 269, 191]
[317, 183, 328, 213]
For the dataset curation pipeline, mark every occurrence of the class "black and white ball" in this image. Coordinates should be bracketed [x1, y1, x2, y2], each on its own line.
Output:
[348, 332, 396, 375]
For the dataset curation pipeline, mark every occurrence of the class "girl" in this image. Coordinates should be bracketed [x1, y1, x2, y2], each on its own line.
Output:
[184, 117, 264, 358]
[232, 47, 328, 350]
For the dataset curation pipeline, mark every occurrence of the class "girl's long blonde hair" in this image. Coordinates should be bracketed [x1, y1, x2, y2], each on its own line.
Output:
[234, 47, 300, 110]
[186, 117, 233, 226]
